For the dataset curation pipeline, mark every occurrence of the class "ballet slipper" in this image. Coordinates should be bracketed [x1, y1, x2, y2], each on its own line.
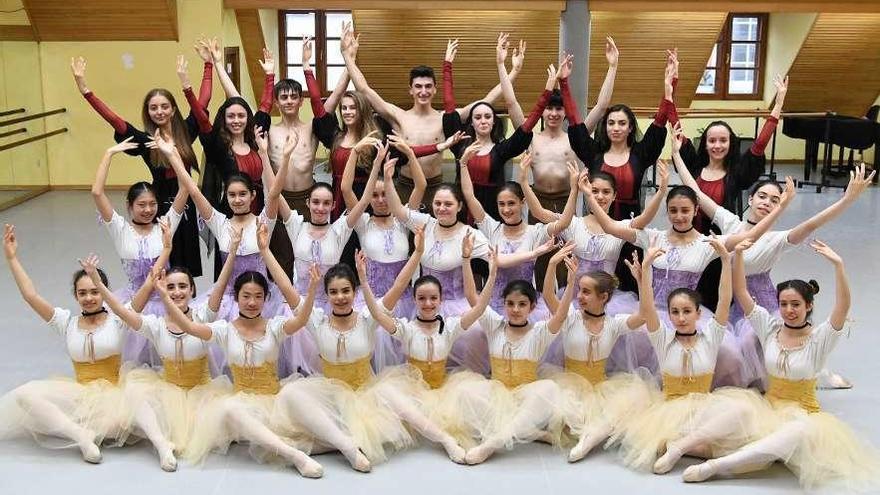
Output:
[77, 429, 102, 464]
[159, 450, 178, 472]
[344, 449, 371, 473]
[464, 442, 497, 465]
[568, 433, 602, 463]
[653, 442, 685, 474]
[293, 457, 324, 479]
[682, 459, 719, 483]
[443, 441, 466, 464]
[817, 368, 853, 389]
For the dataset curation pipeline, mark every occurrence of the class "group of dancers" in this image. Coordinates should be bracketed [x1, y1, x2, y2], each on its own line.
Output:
[1, 24, 879, 489]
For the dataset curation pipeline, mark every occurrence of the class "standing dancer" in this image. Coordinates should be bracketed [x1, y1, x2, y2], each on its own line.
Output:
[92, 139, 187, 366]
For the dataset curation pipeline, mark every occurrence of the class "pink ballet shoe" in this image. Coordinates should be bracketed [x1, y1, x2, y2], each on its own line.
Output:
[683, 460, 719, 482]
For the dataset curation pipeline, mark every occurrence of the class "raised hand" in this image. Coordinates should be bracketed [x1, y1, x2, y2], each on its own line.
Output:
[517, 152, 533, 183]
[656, 159, 670, 190]
[308, 263, 322, 290]
[496, 33, 509, 65]
[564, 255, 579, 284]
[354, 130, 381, 155]
[282, 131, 300, 159]
[209, 37, 223, 64]
[413, 225, 425, 252]
[71, 56, 89, 94]
[3, 224, 17, 260]
[845, 162, 877, 200]
[445, 39, 459, 63]
[386, 132, 414, 155]
[441, 130, 469, 151]
[780, 176, 796, 207]
[810, 239, 843, 266]
[567, 161, 580, 188]
[462, 230, 474, 259]
[255, 126, 269, 154]
[644, 241, 667, 265]
[369, 139, 389, 168]
[549, 240, 575, 265]
[670, 121, 685, 154]
[773, 74, 789, 104]
[511, 39, 526, 72]
[545, 64, 559, 91]
[230, 223, 244, 250]
[108, 136, 139, 155]
[259, 47, 275, 75]
[705, 234, 729, 257]
[623, 250, 642, 282]
[78, 253, 101, 280]
[383, 156, 398, 183]
[355, 249, 368, 280]
[159, 217, 172, 250]
[536, 236, 557, 256]
[487, 245, 500, 275]
[149, 130, 176, 156]
[460, 141, 482, 167]
[302, 36, 314, 71]
[557, 52, 574, 80]
[605, 36, 619, 67]
[194, 37, 212, 62]
[734, 238, 753, 253]
[176, 55, 190, 87]
[256, 221, 269, 251]
[578, 170, 593, 195]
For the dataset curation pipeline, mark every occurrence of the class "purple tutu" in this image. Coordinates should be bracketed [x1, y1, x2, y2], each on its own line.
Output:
[727, 272, 777, 389]
[117, 257, 165, 368]
[354, 259, 415, 319]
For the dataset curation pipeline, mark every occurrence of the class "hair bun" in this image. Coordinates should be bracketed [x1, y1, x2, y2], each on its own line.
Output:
[808, 279, 820, 295]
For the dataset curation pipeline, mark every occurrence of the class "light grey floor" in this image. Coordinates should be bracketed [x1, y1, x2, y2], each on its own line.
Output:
[0, 164, 877, 494]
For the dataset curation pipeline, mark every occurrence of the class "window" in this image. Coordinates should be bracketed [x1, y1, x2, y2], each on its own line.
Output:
[696, 14, 768, 99]
[279, 10, 353, 96]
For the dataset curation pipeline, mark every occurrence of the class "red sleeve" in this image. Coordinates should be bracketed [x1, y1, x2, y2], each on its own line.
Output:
[259, 73, 275, 114]
[558, 77, 582, 126]
[411, 143, 440, 158]
[83, 92, 127, 135]
[304, 69, 326, 118]
[653, 98, 675, 127]
[750, 115, 779, 156]
[443, 61, 456, 113]
[523, 90, 552, 132]
[667, 77, 680, 126]
[198, 62, 213, 109]
[184, 87, 212, 134]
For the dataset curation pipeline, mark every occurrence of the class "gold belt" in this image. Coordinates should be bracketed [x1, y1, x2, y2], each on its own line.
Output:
[321, 355, 373, 390]
[766, 376, 820, 413]
[565, 357, 607, 385]
[662, 372, 713, 400]
[162, 356, 210, 390]
[230, 361, 279, 395]
[72, 355, 121, 385]
[408, 357, 447, 389]
[490, 356, 538, 389]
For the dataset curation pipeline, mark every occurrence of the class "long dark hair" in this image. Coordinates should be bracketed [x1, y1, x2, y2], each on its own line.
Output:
[595, 104, 642, 152]
[777, 279, 820, 319]
[141, 89, 199, 172]
[465, 101, 506, 144]
[696, 120, 741, 172]
[212, 97, 258, 155]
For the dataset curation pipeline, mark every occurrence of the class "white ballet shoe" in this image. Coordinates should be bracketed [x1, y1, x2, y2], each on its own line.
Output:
[568, 437, 594, 463]
[653, 443, 684, 474]
[683, 460, 718, 482]
[817, 368, 853, 389]
[444, 442, 466, 464]
[79, 441, 102, 464]
[294, 457, 324, 479]
[347, 450, 371, 473]
[464, 443, 496, 465]
[159, 451, 178, 472]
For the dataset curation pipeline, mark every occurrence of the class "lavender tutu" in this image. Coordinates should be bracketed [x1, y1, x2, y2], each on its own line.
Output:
[354, 260, 416, 372]
[116, 257, 165, 368]
[728, 272, 778, 389]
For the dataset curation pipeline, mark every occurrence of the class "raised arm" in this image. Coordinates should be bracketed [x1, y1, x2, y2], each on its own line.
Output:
[461, 232, 479, 307]
[630, 159, 669, 230]
[460, 247, 499, 330]
[813, 240, 849, 330]
[517, 154, 557, 224]
[304, 33, 350, 114]
[209, 37, 240, 98]
[155, 271, 213, 340]
[581, 172, 638, 243]
[155, 133, 215, 220]
[745, 75, 786, 159]
[355, 250, 397, 334]
[788, 164, 875, 245]
[496, 33, 524, 127]
[178, 55, 213, 134]
[383, 157, 410, 222]
[282, 265, 320, 335]
[584, 37, 619, 134]
[457, 38, 524, 120]
[92, 139, 139, 222]
[546, 163, 581, 236]
[256, 222, 300, 309]
[723, 176, 795, 251]
[130, 218, 173, 313]
[208, 224, 243, 313]
[732, 240, 756, 316]
[621, 250, 647, 329]
[193, 37, 215, 109]
[263, 131, 295, 222]
[80, 254, 143, 330]
[640, 244, 663, 333]
[542, 242, 575, 315]
[669, 123, 720, 219]
[346, 147, 384, 229]
[3, 225, 55, 322]
[341, 26, 403, 125]
[342, 133, 380, 210]
[459, 142, 487, 223]
[387, 134, 428, 209]
[72, 57, 129, 135]
[548, 256, 579, 334]
[706, 236, 732, 325]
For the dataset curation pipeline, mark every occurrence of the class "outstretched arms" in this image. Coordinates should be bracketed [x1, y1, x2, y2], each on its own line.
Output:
[3, 225, 55, 322]
[92, 139, 140, 223]
[706, 236, 732, 326]
[787, 164, 875, 245]
[548, 256, 579, 334]
[496, 33, 524, 127]
[630, 159, 669, 230]
[812, 240, 850, 330]
[732, 239, 756, 317]
[79, 254, 144, 331]
[584, 37, 619, 133]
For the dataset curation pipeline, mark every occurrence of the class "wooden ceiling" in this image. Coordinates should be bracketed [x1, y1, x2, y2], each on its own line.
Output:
[587, 12, 726, 109]
[225, 1, 564, 10]
[784, 13, 880, 115]
[590, 0, 880, 12]
[20, 0, 178, 41]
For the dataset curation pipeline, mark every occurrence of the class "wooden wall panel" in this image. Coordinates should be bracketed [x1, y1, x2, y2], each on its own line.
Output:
[590, 0, 880, 13]
[587, 12, 726, 109]
[351, 10, 560, 110]
[234, 9, 268, 108]
[21, 0, 178, 41]
[784, 13, 880, 116]
[0, 25, 35, 41]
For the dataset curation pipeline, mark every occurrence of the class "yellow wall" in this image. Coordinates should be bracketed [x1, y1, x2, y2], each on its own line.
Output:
[0, 40, 48, 186]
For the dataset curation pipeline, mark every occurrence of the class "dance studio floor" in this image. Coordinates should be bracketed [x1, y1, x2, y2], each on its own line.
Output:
[1, 165, 878, 494]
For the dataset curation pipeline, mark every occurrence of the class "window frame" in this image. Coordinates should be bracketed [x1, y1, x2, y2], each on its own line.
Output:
[695, 13, 768, 100]
[278, 9, 351, 98]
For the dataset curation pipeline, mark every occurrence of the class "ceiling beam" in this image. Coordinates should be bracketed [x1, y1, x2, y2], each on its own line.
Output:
[224, 0, 564, 10]
[589, 0, 880, 13]
[0, 24, 36, 41]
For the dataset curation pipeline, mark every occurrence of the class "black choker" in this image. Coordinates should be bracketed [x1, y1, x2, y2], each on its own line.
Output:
[675, 330, 698, 337]
[503, 219, 523, 227]
[238, 311, 261, 320]
[232, 212, 251, 217]
[784, 321, 810, 330]
[372, 213, 391, 218]
[438, 220, 458, 228]
[81, 308, 108, 318]
[672, 225, 694, 234]
[417, 314, 445, 334]
[182, 307, 191, 316]
[309, 220, 329, 226]
[332, 309, 354, 317]
[508, 321, 529, 328]
[131, 219, 153, 226]
[746, 219, 758, 226]
[584, 310, 606, 318]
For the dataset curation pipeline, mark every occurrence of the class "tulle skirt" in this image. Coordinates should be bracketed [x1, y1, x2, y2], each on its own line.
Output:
[431, 371, 564, 450]
[121, 367, 233, 449]
[0, 375, 133, 449]
[278, 367, 417, 464]
[443, 297, 491, 375]
[116, 288, 163, 368]
[613, 387, 772, 471]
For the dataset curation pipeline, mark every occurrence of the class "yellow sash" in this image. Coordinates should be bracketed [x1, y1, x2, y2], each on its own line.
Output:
[72, 355, 121, 385]
[490, 357, 538, 389]
[408, 357, 447, 389]
[662, 372, 713, 400]
[766, 376, 820, 413]
[321, 355, 373, 390]
[162, 356, 210, 390]
[565, 357, 607, 385]
[230, 361, 279, 395]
